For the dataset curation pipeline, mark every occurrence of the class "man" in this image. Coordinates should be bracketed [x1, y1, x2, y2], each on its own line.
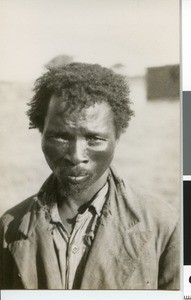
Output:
[0, 63, 179, 289]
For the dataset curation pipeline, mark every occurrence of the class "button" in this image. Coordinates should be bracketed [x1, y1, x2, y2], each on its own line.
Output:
[72, 245, 78, 253]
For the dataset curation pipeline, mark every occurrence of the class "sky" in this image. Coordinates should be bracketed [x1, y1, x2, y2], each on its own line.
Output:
[0, 0, 179, 81]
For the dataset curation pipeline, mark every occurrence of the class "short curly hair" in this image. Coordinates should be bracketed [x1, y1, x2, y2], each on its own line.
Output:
[27, 62, 134, 137]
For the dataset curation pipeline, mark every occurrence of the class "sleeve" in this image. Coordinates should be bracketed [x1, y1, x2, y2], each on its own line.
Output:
[158, 221, 180, 290]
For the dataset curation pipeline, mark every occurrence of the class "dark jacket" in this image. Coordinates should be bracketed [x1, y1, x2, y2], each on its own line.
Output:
[0, 168, 180, 289]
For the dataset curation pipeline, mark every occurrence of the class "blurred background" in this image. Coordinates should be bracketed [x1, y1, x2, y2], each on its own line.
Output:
[0, 0, 179, 215]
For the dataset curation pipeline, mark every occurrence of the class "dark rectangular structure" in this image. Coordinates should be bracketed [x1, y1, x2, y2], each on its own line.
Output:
[146, 64, 180, 100]
[183, 181, 191, 265]
[183, 91, 191, 175]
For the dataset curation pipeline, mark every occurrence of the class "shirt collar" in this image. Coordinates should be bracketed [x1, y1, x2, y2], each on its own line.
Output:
[89, 182, 109, 216]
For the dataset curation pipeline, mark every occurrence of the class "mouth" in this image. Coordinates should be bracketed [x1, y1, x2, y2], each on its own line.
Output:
[67, 174, 89, 183]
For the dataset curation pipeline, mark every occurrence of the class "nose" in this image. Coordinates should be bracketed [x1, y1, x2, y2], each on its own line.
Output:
[65, 139, 88, 165]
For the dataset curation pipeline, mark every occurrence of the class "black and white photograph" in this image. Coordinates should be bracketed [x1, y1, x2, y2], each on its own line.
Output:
[0, 0, 180, 294]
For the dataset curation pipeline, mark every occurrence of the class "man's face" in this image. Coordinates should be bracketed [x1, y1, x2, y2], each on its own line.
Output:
[41, 95, 118, 193]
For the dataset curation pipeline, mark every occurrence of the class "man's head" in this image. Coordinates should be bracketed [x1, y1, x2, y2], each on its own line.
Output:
[27, 63, 134, 194]
[27, 62, 133, 138]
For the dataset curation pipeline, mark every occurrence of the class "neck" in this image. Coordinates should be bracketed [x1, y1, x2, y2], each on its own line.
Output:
[56, 170, 109, 233]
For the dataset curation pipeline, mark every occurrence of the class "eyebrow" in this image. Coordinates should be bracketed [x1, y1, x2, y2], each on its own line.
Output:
[45, 129, 108, 137]
[85, 130, 108, 137]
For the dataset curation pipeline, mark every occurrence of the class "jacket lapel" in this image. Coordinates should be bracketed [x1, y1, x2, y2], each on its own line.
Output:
[8, 202, 63, 289]
[80, 170, 152, 289]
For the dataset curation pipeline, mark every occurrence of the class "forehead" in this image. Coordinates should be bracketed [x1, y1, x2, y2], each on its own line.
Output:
[45, 95, 115, 131]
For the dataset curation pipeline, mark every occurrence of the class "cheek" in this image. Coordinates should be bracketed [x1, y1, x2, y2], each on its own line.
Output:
[41, 139, 69, 162]
[88, 141, 116, 166]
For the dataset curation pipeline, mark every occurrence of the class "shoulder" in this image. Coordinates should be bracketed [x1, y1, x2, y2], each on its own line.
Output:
[110, 167, 179, 232]
[1, 195, 37, 222]
[0, 173, 56, 225]
[0, 195, 38, 239]
[128, 183, 178, 219]
[122, 180, 179, 236]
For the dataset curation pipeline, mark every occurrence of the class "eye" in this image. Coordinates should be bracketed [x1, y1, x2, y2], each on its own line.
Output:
[54, 136, 68, 142]
[47, 133, 71, 142]
[87, 135, 106, 145]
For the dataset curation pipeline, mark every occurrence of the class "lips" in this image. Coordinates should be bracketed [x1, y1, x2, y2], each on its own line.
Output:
[67, 174, 89, 183]
[64, 167, 89, 177]
[58, 166, 90, 183]
[63, 168, 89, 182]
[67, 170, 88, 176]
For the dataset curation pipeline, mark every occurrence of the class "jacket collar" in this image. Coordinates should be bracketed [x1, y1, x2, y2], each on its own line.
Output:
[100, 166, 140, 228]
[16, 174, 57, 239]
[16, 167, 140, 239]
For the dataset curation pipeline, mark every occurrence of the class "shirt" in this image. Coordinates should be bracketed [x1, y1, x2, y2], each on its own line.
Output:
[49, 182, 108, 289]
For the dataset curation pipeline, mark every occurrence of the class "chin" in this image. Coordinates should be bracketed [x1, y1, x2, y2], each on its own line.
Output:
[61, 182, 89, 197]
